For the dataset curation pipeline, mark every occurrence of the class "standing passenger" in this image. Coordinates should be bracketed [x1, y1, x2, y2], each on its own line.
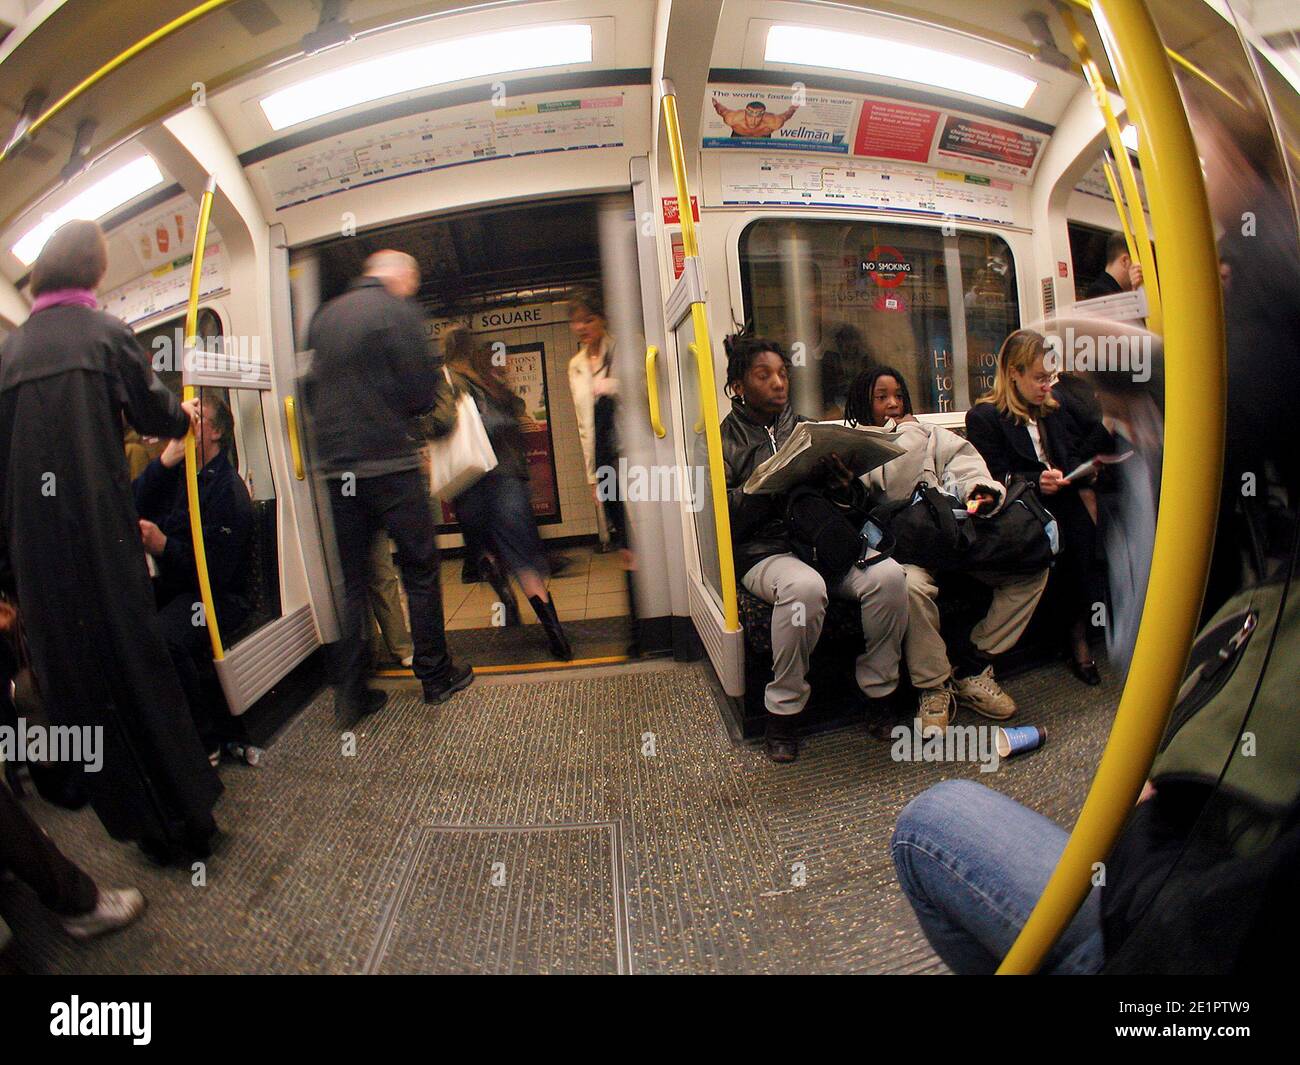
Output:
[443, 325, 572, 660]
[0, 220, 222, 863]
[304, 250, 472, 717]
[567, 286, 629, 556]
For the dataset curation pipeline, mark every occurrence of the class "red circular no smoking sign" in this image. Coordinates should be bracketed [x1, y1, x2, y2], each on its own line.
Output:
[862, 245, 911, 288]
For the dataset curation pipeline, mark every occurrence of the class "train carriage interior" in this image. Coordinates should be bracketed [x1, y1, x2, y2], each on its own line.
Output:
[0, 0, 1296, 983]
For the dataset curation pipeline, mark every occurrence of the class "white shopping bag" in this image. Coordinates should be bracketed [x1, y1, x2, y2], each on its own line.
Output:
[427, 370, 497, 499]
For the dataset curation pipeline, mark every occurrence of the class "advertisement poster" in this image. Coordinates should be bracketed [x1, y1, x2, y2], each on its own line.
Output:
[437, 341, 560, 531]
[703, 85, 856, 153]
[935, 115, 1043, 180]
[853, 100, 941, 162]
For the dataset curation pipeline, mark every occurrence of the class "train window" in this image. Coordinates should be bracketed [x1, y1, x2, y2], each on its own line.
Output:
[738, 219, 1019, 418]
[958, 232, 1020, 402]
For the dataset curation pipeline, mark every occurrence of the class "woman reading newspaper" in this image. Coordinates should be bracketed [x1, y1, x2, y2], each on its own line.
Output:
[720, 335, 907, 763]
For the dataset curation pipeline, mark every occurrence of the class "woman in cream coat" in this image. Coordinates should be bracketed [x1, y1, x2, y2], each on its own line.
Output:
[846, 365, 1048, 737]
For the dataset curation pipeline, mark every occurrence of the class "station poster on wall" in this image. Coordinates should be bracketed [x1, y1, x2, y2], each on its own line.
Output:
[435, 340, 561, 532]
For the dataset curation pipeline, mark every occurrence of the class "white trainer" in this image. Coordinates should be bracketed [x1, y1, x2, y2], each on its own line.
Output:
[953, 665, 1017, 720]
[61, 888, 146, 940]
[917, 686, 956, 738]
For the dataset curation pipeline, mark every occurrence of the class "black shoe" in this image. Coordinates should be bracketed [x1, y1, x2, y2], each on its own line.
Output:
[1068, 657, 1102, 686]
[862, 691, 903, 742]
[764, 712, 800, 764]
[423, 663, 474, 705]
[528, 594, 574, 661]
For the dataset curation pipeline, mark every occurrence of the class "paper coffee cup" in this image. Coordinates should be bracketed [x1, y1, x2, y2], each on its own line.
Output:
[996, 725, 1046, 758]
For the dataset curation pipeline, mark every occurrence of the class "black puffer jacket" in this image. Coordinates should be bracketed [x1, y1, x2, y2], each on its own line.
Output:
[721, 397, 871, 578]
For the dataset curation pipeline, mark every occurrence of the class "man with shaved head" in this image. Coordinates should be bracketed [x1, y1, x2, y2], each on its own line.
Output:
[304, 248, 473, 720]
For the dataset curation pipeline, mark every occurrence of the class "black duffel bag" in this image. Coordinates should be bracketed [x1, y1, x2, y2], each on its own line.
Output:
[870, 478, 1058, 574]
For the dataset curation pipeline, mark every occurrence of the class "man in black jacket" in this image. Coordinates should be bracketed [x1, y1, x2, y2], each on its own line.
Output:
[304, 250, 471, 719]
[1084, 232, 1143, 299]
[722, 335, 907, 762]
[134, 393, 252, 755]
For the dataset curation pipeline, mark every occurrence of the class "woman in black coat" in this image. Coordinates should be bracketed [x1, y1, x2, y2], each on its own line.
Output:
[441, 325, 573, 661]
[0, 220, 222, 861]
[965, 328, 1113, 684]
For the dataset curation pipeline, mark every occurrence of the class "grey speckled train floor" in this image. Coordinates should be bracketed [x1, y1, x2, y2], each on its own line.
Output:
[3, 659, 1119, 974]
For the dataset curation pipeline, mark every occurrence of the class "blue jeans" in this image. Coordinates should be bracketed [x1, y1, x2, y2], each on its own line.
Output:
[891, 780, 1105, 974]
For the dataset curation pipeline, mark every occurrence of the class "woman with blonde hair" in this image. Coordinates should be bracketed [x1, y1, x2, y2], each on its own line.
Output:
[965, 328, 1111, 684]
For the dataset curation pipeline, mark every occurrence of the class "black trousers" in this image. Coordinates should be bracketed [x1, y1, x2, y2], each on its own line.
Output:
[329, 468, 450, 706]
[0, 781, 96, 917]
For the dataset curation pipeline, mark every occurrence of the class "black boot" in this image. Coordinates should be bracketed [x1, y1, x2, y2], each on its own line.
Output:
[482, 557, 521, 627]
[764, 711, 800, 763]
[528, 594, 573, 661]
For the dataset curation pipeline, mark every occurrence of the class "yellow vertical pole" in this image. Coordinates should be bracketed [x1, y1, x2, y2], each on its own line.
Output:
[1059, 1, 1163, 331]
[182, 176, 224, 661]
[998, 0, 1225, 973]
[660, 83, 739, 632]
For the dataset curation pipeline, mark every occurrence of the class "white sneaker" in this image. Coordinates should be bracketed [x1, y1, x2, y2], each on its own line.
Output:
[400, 655, 414, 668]
[917, 686, 956, 738]
[953, 665, 1017, 720]
[61, 888, 146, 940]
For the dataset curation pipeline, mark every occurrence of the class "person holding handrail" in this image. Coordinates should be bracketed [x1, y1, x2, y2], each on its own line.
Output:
[0, 219, 222, 864]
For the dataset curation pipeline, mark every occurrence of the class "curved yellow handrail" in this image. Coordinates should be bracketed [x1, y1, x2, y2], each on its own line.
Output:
[645, 345, 666, 439]
[999, 0, 1225, 974]
[182, 175, 224, 662]
[284, 396, 306, 480]
[0, 0, 239, 165]
[661, 85, 739, 632]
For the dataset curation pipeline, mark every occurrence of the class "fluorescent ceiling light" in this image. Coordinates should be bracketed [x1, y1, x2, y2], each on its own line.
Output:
[12, 155, 165, 266]
[765, 24, 1037, 109]
[260, 23, 593, 130]
[1121, 123, 1138, 152]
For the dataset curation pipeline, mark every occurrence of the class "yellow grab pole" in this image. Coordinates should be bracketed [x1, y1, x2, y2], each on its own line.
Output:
[1059, 1, 1162, 331]
[999, 0, 1225, 973]
[1, 0, 239, 164]
[661, 83, 739, 632]
[1101, 155, 1138, 263]
[182, 175, 224, 661]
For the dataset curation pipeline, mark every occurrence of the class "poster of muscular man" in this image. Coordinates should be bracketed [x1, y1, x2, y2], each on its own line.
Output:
[703, 85, 856, 152]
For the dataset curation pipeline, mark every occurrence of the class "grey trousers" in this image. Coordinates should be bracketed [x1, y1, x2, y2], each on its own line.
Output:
[903, 565, 1048, 690]
[742, 552, 908, 715]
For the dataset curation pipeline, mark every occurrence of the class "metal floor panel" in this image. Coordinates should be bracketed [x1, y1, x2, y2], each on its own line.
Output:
[1, 660, 1119, 974]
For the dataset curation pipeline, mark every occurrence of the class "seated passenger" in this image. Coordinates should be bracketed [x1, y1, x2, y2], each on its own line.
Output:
[845, 366, 1048, 735]
[965, 330, 1111, 685]
[134, 394, 253, 756]
[720, 335, 908, 764]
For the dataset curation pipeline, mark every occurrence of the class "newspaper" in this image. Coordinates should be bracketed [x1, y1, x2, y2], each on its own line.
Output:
[743, 422, 904, 494]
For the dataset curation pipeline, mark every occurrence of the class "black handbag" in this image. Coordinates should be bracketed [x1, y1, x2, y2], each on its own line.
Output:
[870, 479, 1058, 574]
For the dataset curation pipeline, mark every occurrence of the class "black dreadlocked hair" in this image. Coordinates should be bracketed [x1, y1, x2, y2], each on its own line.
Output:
[723, 333, 788, 395]
[843, 364, 913, 427]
